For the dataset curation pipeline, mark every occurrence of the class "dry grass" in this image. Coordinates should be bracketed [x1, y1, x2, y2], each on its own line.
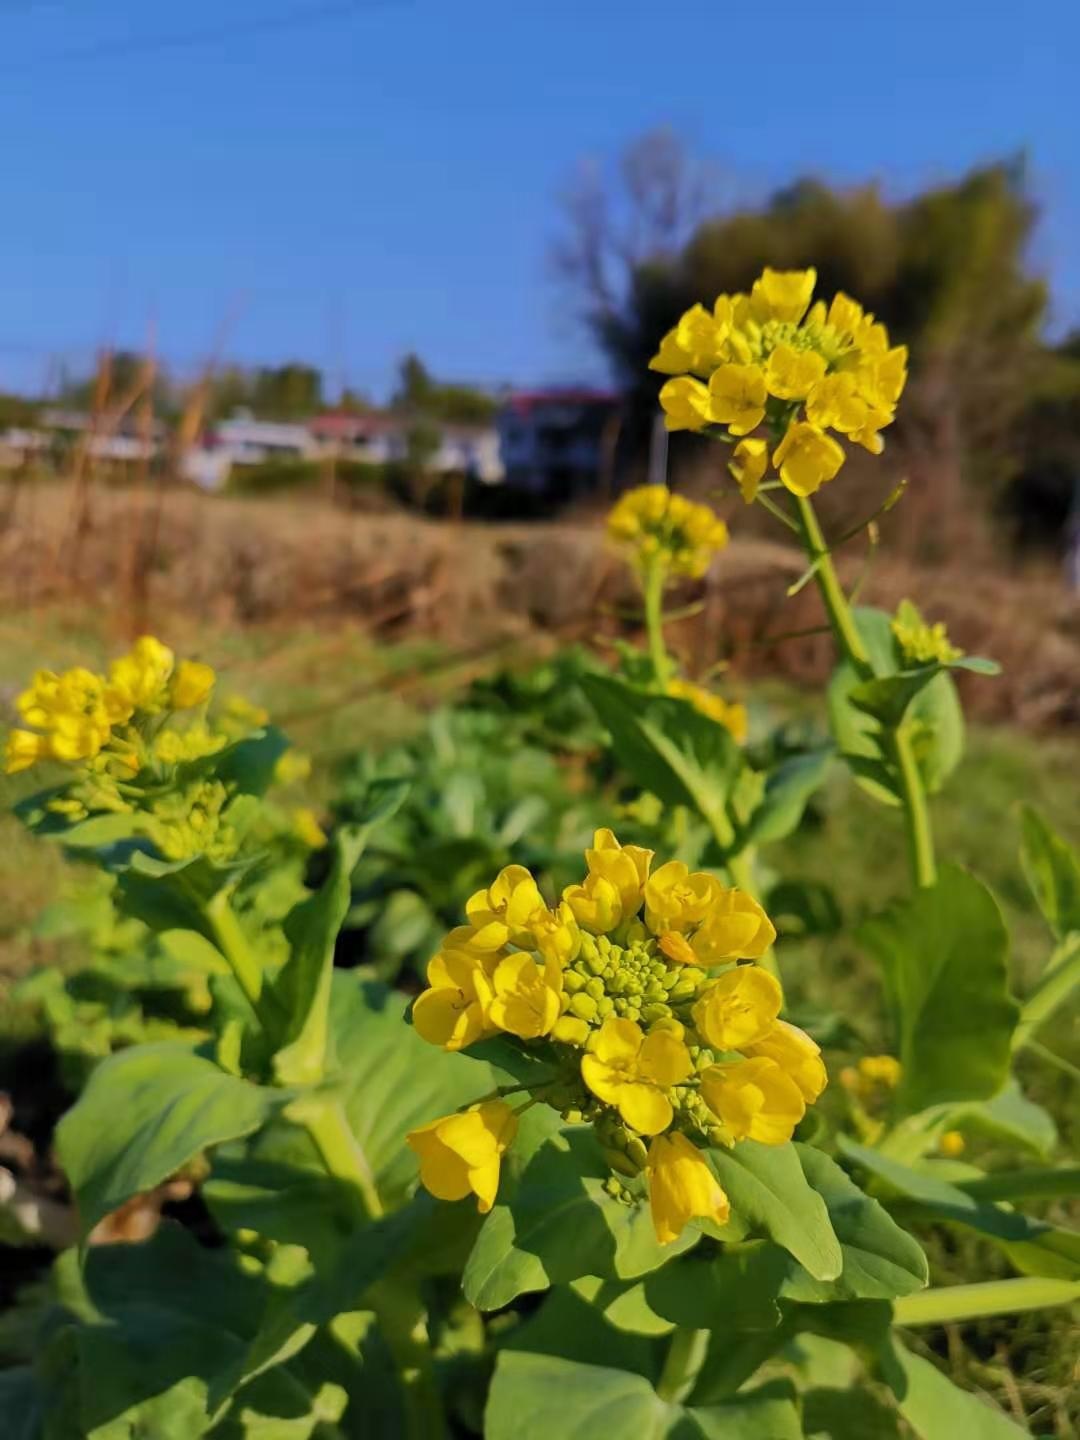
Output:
[1, 478, 1078, 729]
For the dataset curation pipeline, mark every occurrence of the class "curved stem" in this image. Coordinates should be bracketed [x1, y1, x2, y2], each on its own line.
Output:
[656, 1325, 710, 1403]
[642, 559, 672, 687]
[793, 494, 937, 889]
[290, 1095, 384, 1221]
[205, 888, 265, 1013]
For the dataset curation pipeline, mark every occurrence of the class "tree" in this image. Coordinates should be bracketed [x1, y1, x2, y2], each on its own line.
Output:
[392, 353, 495, 424]
[250, 363, 323, 419]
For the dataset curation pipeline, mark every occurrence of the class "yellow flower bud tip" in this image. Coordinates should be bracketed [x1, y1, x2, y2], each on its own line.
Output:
[692, 965, 783, 1052]
[666, 679, 748, 744]
[581, 1016, 693, 1136]
[407, 1101, 518, 1214]
[646, 1131, 730, 1244]
[857, 1054, 902, 1088]
[729, 437, 768, 504]
[700, 1057, 805, 1146]
[938, 1130, 966, 1158]
[890, 600, 963, 666]
[169, 659, 216, 710]
[750, 267, 817, 325]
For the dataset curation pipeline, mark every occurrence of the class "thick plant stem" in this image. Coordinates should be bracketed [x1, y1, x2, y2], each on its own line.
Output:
[293, 1096, 384, 1222]
[793, 494, 937, 890]
[205, 888, 265, 1013]
[656, 1325, 710, 1403]
[643, 559, 672, 687]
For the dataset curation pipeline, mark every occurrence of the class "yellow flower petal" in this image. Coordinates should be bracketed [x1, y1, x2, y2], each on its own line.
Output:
[646, 1132, 730, 1244]
[772, 421, 845, 497]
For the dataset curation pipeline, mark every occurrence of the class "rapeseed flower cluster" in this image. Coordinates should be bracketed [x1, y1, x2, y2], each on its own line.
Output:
[1, 639, 280, 862]
[651, 267, 907, 500]
[407, 832, 827, 1242]
[5, 637, 214, 776]
[607, 484, 729, 579]
[666, 678, 748, 745]
[890, 599, 962, 666]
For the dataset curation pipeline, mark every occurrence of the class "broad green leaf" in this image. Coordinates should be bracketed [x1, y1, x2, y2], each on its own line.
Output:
[848, 664, 944, 728]
[766, 879, 843, 938]
[706, 1140, 842, 1282]
[272, 783, 408, 1085]
[463, 1123, 700, 1311]
[858, 865, 1019, 1113]
[34, 1224, 383, 1439]
[570, 1276, 676, 1336]
[500, 1285, 661, 1376]
[581, 673, 742, 843]
[1019, 804, 1080, 940]
[876, 1335, 1030, 1439]
[197, 725, 291, 797]
[56, 1043, 276, 1234]
[740, 747, 832, 846]
[486, 1352, 801, 1440]
[643, 1243, 787, 1335]
[784, 1145, 927, 1302]
[839, 1137, 1080, 1280]
[957, 1165, 1080, 1203]
[330, 977, 497, 1211]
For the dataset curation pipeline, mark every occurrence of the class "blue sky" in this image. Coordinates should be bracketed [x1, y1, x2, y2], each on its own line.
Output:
[1, 0, 1078, 400]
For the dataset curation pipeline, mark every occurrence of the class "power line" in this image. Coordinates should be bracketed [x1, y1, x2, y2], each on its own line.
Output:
[0, 0, 393, 73]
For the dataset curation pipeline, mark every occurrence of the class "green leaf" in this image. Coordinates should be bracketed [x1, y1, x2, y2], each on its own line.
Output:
[740, 747, 833, 846]
[56, 1043, 276, 1234]
[893, 1275, 1080, 1326]
[330, 978, 497, 1212]
[838, 1137, 1080, 1280]
[485, 1352, 801, 1440]
[943, 1079, 1057, 1159]
[272, 785, 407, 1085]
[704, 1140, 841, 1281]
[858, 865, 1019, 1113]
[803, 1385, 904, 1439]
[1014, 933, 1080, 1050]
[463, 1123, 700, 1311]
[580, 673, 742, 842]
[766, 879, 843, 938]
[1019, 805, 1080, 940]
[114, 852, 250, 942]
[785, 1145, 928, 1301]
[848, 664, 943, 728]
[876, 1335, 1030, 1439]
[644, 1243, 787, 1336]
[828, 607, 964, 805]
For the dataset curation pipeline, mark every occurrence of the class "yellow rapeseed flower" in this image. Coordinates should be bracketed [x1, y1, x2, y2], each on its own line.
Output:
[764, 343, 827, 401]
[407, 1101, 518, 1214]
[170, 659, 216, 710]
[106, 637, 175, 720]
[4, 728, 53, 774]
[644, 860, 718, 936]
[707, 363, 767, 435]
[581, 1016, 693, 1135]
[743, 1019, 827, 1103]
[728, 437, 769, 504]
[772, 421, 845, 497]
[690, 888, 776, 964]
[750, 267, 817, 325]
[646, 1131, 730, 1244]
[466, 864, 547, 949]
[700, 1056, 806, 1145]
[658, 376, 715, 432]
[891, 599, 963, 666]
[858, 1054, 902, 1089]
[411, 930, 500, 1051]
[607, 484, 728, 580]
[17, 666, 113, 762]
[488, 952, 563, 1039]
[585, 828, 653, 918]
[692, 965, 782, 1051]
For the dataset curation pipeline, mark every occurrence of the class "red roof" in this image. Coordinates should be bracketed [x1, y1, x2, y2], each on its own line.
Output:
[503, 388, 618, 416]
[309, 412, 400, 439]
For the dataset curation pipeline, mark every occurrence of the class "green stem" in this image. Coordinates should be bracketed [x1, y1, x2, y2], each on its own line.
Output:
[205, 888, 265, 1014]
[886, 728, 938, 889]
[290, 1096, 384, 1222]
[793, 494, 937, 890]
[893, 1277, 1080, 1327]
[642, 559, 672, 687]
[1013, 935, 1080, 1052]
[656, 1325, 710, 1403]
